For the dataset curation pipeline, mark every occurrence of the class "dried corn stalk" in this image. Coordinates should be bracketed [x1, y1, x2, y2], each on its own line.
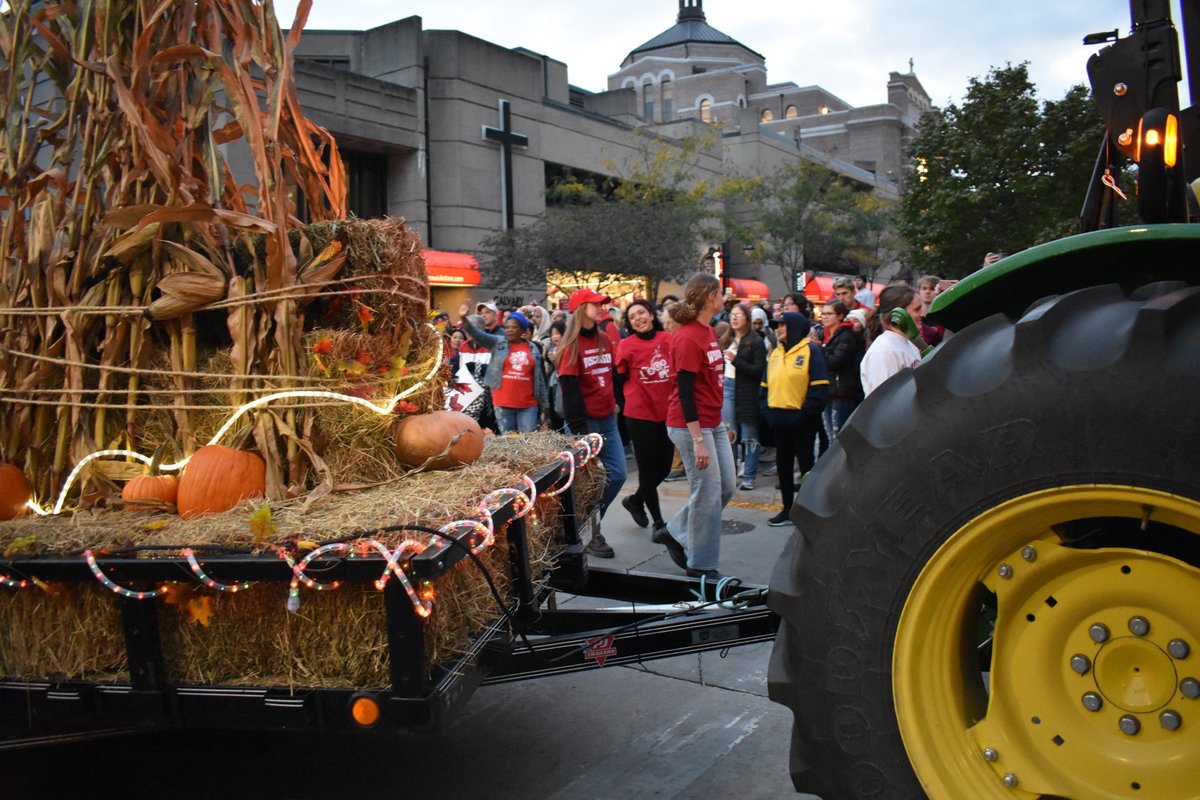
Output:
[0, 1, 437, 509]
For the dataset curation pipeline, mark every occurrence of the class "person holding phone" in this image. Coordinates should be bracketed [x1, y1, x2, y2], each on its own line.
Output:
[860, 284, 925, 396]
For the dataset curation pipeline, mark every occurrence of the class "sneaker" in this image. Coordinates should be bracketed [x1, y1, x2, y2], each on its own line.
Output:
[651, 522, 669, 544]
[768, 510, 793, 527]
[660, 530, 689, 571]
[663, 470, 687, 482]
[761, 464, 777, 476]
[686, 568, 722, 580]
[585, 533, 615, 558]
[739, 479, 755, 491]
[621, 495, 649, 528]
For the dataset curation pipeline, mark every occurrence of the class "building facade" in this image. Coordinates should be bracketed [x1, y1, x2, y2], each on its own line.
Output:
[286, 0, 930, 306]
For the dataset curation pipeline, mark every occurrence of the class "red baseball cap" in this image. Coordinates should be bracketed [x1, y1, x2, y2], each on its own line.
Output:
[568, 288, 611, 312]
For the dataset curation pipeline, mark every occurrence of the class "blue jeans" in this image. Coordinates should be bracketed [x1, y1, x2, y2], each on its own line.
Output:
[666, 423, 735, 572]
[722, 377, 736, 427]
[585, 413, 627, 518]
[496, 405, 538, 434]
[734, 419, 760, 480]
[823, 398, 859, 439]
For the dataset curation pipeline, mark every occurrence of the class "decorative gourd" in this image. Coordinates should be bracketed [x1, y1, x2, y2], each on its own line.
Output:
[392, 410, 484, 470]
[176, 445, 266, 519]
[0, 462, 31, 520]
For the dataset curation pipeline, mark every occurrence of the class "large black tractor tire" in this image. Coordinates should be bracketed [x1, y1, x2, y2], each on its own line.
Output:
[767, 283, 1200, 799]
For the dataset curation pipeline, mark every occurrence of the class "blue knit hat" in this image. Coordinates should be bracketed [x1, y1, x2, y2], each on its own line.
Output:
[507, 311, 531, 331]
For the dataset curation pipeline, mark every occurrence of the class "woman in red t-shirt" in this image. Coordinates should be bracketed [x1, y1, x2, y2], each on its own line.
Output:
[556, 288, 627, 559]
[615, 299, 674, 537]
[656, 273, 736, 579]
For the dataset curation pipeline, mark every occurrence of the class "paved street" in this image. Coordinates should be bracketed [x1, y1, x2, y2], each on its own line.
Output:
[4, 449, 819, 799]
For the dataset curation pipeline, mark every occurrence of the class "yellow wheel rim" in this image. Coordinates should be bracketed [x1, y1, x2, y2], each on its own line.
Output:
[895, 486, 1200, 799]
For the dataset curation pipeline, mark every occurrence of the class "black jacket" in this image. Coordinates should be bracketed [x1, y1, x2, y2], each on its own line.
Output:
[730, 330, 767, 423]
[823, 324, 864, 401]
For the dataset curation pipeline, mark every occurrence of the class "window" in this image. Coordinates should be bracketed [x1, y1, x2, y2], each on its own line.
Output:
[699, 98, 711, 123]
[662, 78, 673, 119]
[760, 108, 774, 122]
[643, 79, 655, 120]
[343, 150, 388, 218]
[785, 105, 799, 119]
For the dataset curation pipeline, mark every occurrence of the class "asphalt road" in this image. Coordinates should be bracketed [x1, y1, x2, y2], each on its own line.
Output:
[3, 450, 819, 800]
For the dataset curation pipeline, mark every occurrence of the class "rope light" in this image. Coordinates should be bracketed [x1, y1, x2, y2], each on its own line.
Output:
[27, 325, 443, 516]
[14, 437, 598, 622]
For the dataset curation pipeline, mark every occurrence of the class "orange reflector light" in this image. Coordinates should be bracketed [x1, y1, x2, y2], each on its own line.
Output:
[1145, 129, 1161, 147]
[351, 695, 381, 727]
[1164, 113, 1178, 167]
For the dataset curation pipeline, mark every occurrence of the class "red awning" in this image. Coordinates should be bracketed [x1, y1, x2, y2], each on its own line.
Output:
[803, 275, 885, 304]
[803, 276, 836, 303]
[728, 278, 771, 302]
[423, 250, 481, 287]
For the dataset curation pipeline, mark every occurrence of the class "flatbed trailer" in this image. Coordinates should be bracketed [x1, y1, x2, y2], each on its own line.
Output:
[0, 449, 777, 748]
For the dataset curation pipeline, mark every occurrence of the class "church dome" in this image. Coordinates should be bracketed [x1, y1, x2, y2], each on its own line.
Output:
[626, 0, 761, 61]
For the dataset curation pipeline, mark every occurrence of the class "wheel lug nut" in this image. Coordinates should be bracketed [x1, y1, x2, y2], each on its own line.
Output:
[1089, 622, 1110, 643]
[1002, 772, 1018, 789]
[1181, 678, 1200, 699]
[982, 747, 998, 762]
[1169, 639, 1190, 660]
[1161, 710, 1182, 731]
[1119, 715, 1141, 735]
[997, 563, 1013, 579]
[1128, 616, 1150, 636]
[1070, 654, 1092, 675]
[1020, 545, 1037, 562]
[1082, 692, 1103, 711]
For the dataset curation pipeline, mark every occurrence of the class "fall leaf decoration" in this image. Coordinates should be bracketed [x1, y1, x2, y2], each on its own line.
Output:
[3, 533, 40, 560]
[161, 583, 216, 627]
[248, 504, 278, 547]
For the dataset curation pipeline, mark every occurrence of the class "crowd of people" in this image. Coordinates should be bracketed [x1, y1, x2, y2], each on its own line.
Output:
[432, 272, 947, 577]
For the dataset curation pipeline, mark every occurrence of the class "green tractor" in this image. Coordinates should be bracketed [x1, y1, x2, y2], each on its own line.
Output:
[767, 2, 1200, 798]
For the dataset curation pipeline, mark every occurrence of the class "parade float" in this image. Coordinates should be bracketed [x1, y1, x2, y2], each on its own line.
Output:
[0, 0, 770, 740]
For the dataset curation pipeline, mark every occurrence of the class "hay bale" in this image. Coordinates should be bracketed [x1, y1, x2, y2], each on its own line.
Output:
[0, 433, 607, 685]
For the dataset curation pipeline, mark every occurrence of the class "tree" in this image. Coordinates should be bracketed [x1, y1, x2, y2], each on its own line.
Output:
[898, 63, 1113, 278]
[480, 131, 719, 301]
[724, 160, 892, 291]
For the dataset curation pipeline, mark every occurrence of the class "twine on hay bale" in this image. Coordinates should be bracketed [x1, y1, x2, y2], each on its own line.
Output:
[0, 432, 608, 686]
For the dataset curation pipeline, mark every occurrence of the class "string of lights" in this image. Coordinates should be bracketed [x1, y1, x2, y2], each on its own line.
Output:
[7, 436, 601, 622]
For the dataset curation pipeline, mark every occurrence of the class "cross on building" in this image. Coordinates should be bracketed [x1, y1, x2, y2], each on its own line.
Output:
[481, 99, 529, 230]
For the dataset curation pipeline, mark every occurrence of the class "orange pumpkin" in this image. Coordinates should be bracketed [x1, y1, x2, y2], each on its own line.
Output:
[122, 474, 179, 512]
[392, 411, 484, 470]
[176, 446, 266, 519]
[0, 462, 31, 520]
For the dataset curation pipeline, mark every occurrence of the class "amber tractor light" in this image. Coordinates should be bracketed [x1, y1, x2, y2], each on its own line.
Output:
[1136, 109, 1179, 167]
[350, 693, 382, 728]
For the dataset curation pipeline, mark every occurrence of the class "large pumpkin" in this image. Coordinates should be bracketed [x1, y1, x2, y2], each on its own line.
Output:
[0, 462, 31, 520]
[176, 446, 266, 519]
[392, 411, 484, 470]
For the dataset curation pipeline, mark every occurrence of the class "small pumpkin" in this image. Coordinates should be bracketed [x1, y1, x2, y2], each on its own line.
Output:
[121, 445, 179, 512]
[0, 462, 31, 520]
[392, 410, 485, 470]
[176, 445, 266, 519]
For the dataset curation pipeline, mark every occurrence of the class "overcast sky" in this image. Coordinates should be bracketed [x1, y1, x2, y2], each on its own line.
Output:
[273, 0, 1192, 109]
